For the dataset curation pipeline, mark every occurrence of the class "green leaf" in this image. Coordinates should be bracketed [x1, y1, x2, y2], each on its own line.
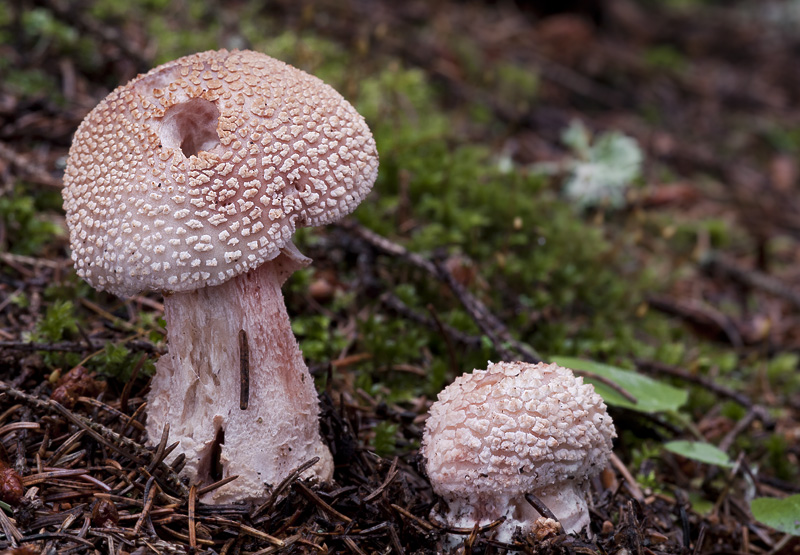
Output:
[561, 120, 643, 208]
[688, 492, 714, 516]
[663, 440, 734, 468]
[561, 120, 591, 158]
[751, 495, 800, 536]
[551, 357, 688, 413]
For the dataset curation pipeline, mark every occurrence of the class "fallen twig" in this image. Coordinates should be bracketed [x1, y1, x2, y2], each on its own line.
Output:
[251, 456, 320, 519]
[363, 457, 398, 503]
[132, 476, 158, 535]
[188, 485, 197, 551]
[636, 359, 754, 409]
[338, 221, 541, 363]
[294, 481, 352, 524]
[380, 292, 483, 349]
[573, 369, 638, 405]
[0, 381, 187, 496]
[0, 142, 62, 189]
[610, 453, 645, 503]
[524, 493, 559, 522]
[702, 252, 800, 310]
[647, 295, 743, 347]
[0, 339, 163, 354]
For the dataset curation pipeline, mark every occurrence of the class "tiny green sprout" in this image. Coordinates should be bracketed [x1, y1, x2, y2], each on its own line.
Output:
[9, 293, 28, 309]
[35, 300, 78, 342]
[636, 468, 659, 492]
[372, 421, 400, 457]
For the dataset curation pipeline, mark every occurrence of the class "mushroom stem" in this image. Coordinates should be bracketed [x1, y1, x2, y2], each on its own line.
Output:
[530, 483, 591, 535]
[442, 484, 589, 543]
[146, 245, 333, 503]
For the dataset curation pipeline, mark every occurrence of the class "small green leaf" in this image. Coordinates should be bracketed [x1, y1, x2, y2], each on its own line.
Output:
[663, 440, 733, 468]
[688, 492, 714, 516]
[551, 357, 688, 413]
[751, 495, 800, 536]
[561, 120, 591, 158]
[560, 120, 644, 208]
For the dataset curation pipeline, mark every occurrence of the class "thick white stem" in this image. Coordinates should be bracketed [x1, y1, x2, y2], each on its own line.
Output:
[534, 483, 590, 534]
[440, 483, 590, 545]
[146, 248, 333, 503]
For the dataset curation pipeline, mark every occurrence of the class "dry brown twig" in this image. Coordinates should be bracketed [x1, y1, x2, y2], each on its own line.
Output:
[636, 358, 755, 409]
[0, 339, 163, 355]
[0, 381, 187, 497]
[337, 221, 541, 363]
[251, 456, 321, 519]
[0, 142, 62, 189]
[379, 292, 483, 349]
[702, 251, 800, 310]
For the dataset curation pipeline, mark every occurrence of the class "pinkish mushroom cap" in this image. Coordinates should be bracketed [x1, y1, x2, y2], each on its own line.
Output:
[62, 49, 378, 502]
[422, 361, 616, 543]
[63, 49, 377, 297]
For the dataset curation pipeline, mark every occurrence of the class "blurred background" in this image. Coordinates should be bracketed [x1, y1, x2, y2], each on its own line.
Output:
[1, 0, 800, 552]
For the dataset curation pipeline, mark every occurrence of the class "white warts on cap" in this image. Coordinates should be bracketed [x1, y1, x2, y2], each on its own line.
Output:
[63, 49, 378, 504]
[421, 361, 616, 544]
[63, 49, 379, 297]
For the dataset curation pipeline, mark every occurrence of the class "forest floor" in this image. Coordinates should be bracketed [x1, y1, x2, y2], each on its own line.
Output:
[0, 0, 799, 553]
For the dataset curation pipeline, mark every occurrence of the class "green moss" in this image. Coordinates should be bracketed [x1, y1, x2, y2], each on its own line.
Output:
[371, 421, 400, 457]
[22, 8, 79, 49]
[90, 343, 156, 381]
[148, 15, 220, 63]
[766, 434, 798, 482]
[763, 125, 800, 153]
[293, 315, 349, 364]
[0, 188, 63, 255]
[643, 45, 688, 74]
[767, 353, 800, 391]
[2, 68, 60, 100]
[492, 63, 540, 112]
[720, 401, 747, 422]
[251, 31, 351, 87]
[33, 300, 78, 343]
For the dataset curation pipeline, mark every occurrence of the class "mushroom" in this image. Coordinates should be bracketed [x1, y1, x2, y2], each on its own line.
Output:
[421, 361, 616, 543]
[62, 49, 378, 503]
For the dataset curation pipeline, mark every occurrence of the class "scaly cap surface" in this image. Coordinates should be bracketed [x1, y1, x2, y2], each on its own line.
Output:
[422, 361, 615, 499]
[63, 49, 378, 297]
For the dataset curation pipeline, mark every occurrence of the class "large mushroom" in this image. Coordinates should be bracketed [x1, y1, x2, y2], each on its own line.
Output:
[62, 49, 378, 502]
[421, 361, 616, 543]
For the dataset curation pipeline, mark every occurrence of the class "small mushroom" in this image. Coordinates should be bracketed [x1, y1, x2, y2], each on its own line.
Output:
[421, 361, 616, 543]
[62, 50, 378, 502]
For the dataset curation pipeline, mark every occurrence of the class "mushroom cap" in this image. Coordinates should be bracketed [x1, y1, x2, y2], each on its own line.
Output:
[421, 361, 615, 500]
[63, 49, 378, 297]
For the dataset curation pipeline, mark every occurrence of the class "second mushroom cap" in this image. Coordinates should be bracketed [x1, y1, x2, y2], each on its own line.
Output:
[422, 361, 616, 541]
